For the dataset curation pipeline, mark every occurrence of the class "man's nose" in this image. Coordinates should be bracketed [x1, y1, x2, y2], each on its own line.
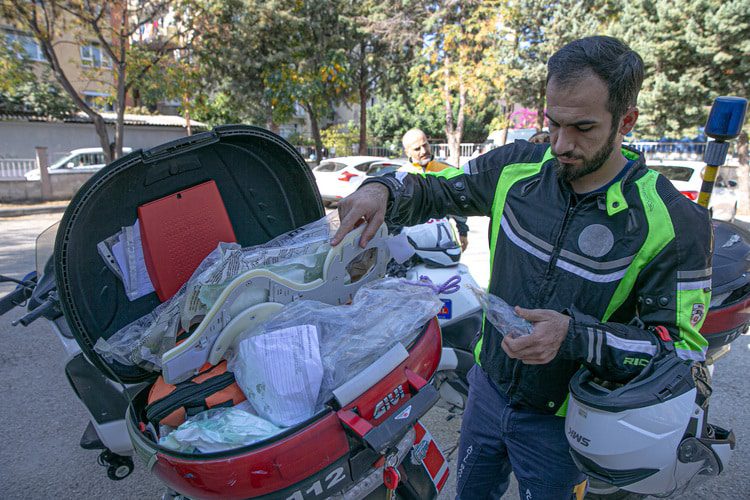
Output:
[552, 130, 574, 156]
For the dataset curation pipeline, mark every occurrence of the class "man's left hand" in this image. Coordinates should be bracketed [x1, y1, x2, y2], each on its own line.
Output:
[501, 307, 571, 365]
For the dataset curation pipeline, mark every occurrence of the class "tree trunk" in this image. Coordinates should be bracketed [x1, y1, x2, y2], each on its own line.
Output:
[184, 93, 192, 136]
[537, 80, 546, 131]
[114, 61, 127, 160]
[359, 82, 368, 155]
[737, 131, 749, 215]
[453, 76, 466, 167]
[305, 102, 323, 165]
[358, 42, 368, 155]
[31, 22, 112, 161]
[443, 55, 460, 166]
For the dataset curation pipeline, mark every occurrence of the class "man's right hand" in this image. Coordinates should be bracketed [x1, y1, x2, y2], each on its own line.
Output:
[332, 183, 390, 248]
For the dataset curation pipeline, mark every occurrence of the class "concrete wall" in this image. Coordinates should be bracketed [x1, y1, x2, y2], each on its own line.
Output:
[0, 172, 95, 203]
[0, 121, 191, 161]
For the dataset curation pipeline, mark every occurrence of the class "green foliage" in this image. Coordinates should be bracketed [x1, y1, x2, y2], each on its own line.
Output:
[505, 0, 611, 128]
[320, 121, 360, 156]
[610, 0, 749, 138]
[368, 86, 499, 146]
[0, 38, 75, 117]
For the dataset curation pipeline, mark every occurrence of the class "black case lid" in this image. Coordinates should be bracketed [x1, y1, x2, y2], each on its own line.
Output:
[54, 125, 324, 383]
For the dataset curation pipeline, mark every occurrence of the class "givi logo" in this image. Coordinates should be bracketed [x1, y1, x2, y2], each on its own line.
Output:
[373, 385, 405, 419]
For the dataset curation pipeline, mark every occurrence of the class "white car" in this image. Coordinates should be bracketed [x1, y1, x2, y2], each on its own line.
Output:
[25, 147, 132, 181]
[648, 160, 738, 221]
[311, 155, 387, 204]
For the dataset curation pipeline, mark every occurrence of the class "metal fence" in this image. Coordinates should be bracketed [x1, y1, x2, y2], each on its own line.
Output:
[298, 140, 730, 164]
[627, 141, 708, 160]
[0, 159, 36, 179]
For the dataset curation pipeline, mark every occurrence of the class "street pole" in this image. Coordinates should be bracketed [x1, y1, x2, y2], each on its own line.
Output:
[698, 97, 748, 210]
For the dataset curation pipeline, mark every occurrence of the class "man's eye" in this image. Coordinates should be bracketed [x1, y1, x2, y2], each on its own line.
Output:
[577, 126, 593, 132]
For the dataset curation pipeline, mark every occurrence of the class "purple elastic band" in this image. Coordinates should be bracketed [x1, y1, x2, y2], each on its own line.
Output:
[405, 275, 461, 295]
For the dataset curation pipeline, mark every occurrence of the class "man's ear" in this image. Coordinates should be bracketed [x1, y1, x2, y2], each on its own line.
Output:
[619, 107, 639, 136]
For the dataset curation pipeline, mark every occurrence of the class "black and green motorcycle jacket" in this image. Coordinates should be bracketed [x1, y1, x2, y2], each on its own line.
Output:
[363, 141, 712, 415]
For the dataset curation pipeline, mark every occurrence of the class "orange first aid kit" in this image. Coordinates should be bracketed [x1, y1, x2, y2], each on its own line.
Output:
[145, 360, 246, 427]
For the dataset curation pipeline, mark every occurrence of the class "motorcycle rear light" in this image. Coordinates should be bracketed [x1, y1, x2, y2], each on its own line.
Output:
[338, 171, 360, 182]
[681, 191, 698, 201]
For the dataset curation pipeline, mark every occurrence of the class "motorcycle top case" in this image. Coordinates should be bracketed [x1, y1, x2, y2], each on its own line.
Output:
[701, 219, 750, 347]
[53, 126, 443, 499]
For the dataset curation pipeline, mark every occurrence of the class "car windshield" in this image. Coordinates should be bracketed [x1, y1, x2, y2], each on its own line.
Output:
[49, 153, 78, 170]
[649, 165, 694, 182]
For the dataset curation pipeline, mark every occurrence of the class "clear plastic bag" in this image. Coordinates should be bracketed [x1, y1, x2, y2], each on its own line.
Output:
[468, 284, 533, 338]
[95, 213, 341, 369]
[158, 401, 282, 454]
[231, 325, 324, 427]
[230, 277, 445, 410]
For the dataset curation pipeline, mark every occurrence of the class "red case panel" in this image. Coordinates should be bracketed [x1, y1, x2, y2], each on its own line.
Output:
[138, 180, 237, 301]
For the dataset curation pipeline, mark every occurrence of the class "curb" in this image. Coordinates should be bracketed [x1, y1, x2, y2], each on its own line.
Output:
[0, 204, 69, 218]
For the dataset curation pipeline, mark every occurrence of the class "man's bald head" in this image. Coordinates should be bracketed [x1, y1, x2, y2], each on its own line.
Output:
[402, 128, 432, 167]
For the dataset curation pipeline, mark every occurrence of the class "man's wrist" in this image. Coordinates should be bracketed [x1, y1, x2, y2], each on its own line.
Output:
[361, 177, 397, 214]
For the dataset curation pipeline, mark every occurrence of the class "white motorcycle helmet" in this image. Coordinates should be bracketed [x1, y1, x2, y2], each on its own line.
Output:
[565, 347, 734, 497]
[401, 218, 461, 267]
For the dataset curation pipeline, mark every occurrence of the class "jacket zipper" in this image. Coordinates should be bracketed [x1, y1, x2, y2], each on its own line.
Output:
[507, 197, 576, 401]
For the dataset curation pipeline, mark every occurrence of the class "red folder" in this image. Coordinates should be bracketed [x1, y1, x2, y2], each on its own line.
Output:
[138, 180, 237, 301]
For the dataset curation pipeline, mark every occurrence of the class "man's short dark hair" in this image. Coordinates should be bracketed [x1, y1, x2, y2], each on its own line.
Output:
[547, 36, 644, 124]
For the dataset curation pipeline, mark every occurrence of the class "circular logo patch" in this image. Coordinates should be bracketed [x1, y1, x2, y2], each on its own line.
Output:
[578, 224, 614, 258]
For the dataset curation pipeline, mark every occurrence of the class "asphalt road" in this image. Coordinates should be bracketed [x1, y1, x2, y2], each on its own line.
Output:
[0, 213, 748, 499]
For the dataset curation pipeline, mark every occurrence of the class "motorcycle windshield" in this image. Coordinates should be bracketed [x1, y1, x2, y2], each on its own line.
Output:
[35, 222, 59, 276]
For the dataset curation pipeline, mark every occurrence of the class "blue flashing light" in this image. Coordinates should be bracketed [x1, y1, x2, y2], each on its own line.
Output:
[705, 96, 747, 141]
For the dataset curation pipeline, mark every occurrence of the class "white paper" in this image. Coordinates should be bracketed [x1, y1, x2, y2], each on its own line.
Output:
[387, 232, 416, 264]
[124, 219, 155, 299]
[234, 324, 323, 427]
[101, 219, 155, 301]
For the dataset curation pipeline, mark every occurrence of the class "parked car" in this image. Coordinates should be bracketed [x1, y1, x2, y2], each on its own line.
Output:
[24, 147, 132, 181]
[347, 159, 407, 191]
[648, 160, 738, 221]
[311, 155, 387, 204]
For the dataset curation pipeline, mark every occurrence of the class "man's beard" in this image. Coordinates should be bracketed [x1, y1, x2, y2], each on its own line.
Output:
[555, 125, 618, 183]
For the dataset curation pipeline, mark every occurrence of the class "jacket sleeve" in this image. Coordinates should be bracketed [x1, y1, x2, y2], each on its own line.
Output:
[361, 143, 534, 225]
[559, 186, 713, 382]
[451, 215, 469, 236]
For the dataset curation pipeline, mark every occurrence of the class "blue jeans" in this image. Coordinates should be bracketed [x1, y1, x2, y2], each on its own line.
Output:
[455, 365, 586, 500]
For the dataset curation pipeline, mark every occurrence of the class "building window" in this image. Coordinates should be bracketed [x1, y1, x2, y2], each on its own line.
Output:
[5, 32, 45, 62]
[83, 91, 114, 112]
[80, 43, 112, 68]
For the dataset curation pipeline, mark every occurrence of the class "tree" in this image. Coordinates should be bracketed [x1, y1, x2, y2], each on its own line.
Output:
[2, 1, 198, 162]
[340, 0, 422, 154]
[0, 36, 76, 117]
[413, 0, 507, 166]
[612, 0, 750, 212]
[610, 1, 714, 139]
[693, 1, 750, 214]
[505, 0, 612, 132]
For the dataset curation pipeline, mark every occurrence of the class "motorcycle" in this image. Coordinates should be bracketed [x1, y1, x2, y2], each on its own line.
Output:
[0, 126, 451, 500]
[387, 218, 484, 414]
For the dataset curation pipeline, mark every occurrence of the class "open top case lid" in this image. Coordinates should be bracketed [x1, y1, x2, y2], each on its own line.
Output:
[54, 125, 324, 383]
